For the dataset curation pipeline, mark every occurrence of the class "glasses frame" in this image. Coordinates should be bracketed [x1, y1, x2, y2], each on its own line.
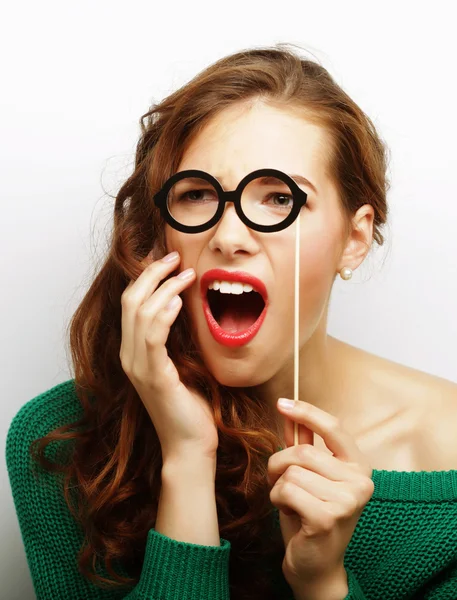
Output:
[153, 168, 308, 233]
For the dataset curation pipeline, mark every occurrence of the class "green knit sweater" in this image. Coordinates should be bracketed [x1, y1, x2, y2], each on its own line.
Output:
[5, 380, 457, 600]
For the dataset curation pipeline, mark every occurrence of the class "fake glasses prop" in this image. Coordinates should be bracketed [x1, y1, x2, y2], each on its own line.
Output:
[153, 168, 308, 233]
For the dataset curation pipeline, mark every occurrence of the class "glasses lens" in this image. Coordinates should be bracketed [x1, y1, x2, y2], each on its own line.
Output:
[240, 176, 294, 226]
[167, 177, 219, 227]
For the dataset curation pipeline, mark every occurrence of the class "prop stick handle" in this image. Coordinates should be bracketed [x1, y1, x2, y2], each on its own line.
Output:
[293, 212, 300, 446]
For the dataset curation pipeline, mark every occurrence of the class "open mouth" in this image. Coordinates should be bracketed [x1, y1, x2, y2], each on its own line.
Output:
[206, 289, 266, 333]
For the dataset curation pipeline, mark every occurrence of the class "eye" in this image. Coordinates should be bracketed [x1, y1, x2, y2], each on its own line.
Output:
[270, 193, 294, 208]
[179, 189, 217, 203]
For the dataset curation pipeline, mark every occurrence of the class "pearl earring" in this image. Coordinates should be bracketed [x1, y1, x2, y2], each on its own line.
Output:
[339, 267, 353, 280]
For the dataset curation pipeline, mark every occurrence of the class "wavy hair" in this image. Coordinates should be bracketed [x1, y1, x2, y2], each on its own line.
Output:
[30, 43, 390, 600]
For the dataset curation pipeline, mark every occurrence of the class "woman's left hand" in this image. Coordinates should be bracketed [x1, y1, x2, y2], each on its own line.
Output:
[267, 398, 375, 598]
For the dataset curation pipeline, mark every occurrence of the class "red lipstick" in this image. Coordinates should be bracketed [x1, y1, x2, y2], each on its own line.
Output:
[200, 269, 269, 348]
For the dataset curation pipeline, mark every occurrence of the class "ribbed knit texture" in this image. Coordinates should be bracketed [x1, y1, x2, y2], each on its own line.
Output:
[5, 380, 457, 599]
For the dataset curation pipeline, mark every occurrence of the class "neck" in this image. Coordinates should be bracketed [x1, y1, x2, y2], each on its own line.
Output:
[254, 332, 354, 443]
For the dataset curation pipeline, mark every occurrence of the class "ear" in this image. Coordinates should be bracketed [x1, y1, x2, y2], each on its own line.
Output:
[338, 204, 375, 272]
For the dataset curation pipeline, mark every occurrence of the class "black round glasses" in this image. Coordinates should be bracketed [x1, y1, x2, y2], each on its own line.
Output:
[153, 168, 308, 234]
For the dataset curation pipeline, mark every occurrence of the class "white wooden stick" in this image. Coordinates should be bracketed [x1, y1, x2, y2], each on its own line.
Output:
[293, 212, 300, 446]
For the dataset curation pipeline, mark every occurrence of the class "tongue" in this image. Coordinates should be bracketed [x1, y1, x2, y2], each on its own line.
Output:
[219, 310, 258, 333]
[217, 294, 262, 333]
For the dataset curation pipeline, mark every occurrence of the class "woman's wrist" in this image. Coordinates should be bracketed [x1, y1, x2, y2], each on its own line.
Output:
[291, 565, 349, 600]
[162, 452, 217, 482]
[158, 455, 220, 546]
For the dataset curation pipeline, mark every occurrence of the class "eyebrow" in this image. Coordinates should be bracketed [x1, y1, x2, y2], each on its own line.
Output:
[215, 173, 318, 195]
[288, 174, 318, 195]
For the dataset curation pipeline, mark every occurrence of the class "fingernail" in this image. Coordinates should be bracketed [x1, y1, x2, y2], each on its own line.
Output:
[177, 268, 195, 280]
[162, 251, 179, 263]
[166, 295, 181, 310]
[278, 398, 295, 410]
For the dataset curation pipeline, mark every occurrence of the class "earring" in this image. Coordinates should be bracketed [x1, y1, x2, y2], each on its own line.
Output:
[339, 267, 353, 280]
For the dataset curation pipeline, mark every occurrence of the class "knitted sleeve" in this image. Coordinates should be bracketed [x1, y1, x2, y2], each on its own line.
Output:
[5, 390, 231, 600]
[122, 530, 230, 599]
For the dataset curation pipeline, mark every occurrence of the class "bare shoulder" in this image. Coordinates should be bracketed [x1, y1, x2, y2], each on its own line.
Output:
[332, 337, 457, 471]
[342, 338, 457, 409]
[371, 352, 457, 419]
[357, 345, 457, 470]
[412, 367, 457, 470]
[378, 353, 457, 407]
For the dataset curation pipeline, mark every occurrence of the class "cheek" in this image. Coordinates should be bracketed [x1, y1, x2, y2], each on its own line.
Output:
[299, 213, 342, 279]
[165, 230, 190, 265]
[269, 228, 336, 310]
[164, 227, 177, 254]
[294, 230, 340, 314]
[300, 236, 337, 277]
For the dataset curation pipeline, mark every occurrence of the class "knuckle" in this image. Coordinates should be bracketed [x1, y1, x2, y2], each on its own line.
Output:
[338, 490, 358, 514]
[137, 304, 153, 320]
[119, 346, 130, 368]
[328, 415, 341, 433]
[269, 487, 281, 505]
[119, 354, 130, 373]
[156, 306, 173, 320]
[360, 476, 375, 497]
[323, 504, 340, 521]
[144, 330, 158, 348]
[144, 261, 157, 273]
[297, 444, 315, 462]
[120, 290, 135, 308]
[320, 511, 336, 533]
[279, 480, 295, 499]
[299, 402, 311, 419]
[283, 465, 301, 482]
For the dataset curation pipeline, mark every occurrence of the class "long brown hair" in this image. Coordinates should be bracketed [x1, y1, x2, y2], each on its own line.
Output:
[30, 43, 390, 599]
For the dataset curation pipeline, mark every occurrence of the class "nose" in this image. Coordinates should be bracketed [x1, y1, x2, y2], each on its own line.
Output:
[207, 199, 258, 258]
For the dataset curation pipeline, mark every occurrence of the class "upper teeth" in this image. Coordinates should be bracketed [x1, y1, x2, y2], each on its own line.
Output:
[208, 280, 255, 295]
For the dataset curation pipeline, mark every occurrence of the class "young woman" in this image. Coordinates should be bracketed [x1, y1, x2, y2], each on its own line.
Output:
[6, 45, 457, 600]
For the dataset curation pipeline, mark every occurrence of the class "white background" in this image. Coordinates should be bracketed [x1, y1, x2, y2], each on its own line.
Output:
[1, 0, 456, 597]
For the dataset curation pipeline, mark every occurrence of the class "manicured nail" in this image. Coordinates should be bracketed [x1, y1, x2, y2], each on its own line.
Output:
[278, 398, 295, 410]
[177, 268, 195, 280]
[162, 251, 179, 263]
[166, 295, 181, 311]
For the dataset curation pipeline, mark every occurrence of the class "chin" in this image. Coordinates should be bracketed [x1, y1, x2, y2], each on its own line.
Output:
[203, 359, 270, 389]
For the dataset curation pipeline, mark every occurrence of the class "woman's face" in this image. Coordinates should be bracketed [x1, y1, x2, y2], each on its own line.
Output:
[165, 100, 350, 388]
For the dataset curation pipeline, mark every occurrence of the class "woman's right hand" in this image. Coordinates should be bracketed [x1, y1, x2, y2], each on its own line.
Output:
[119, 249, 219, 465]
